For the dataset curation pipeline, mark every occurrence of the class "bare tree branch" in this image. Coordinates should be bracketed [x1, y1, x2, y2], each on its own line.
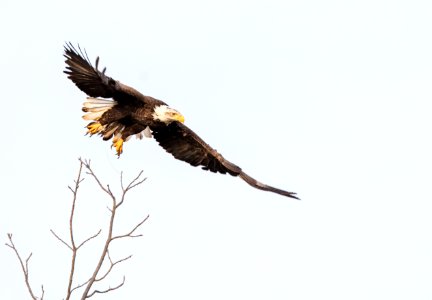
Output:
[81, 158, 115, 199]
[7, 158, 148, 299]
[5, 234, 44, 300]
[70, 278, 91, 294]
[118, 170, 146, 207]
[112, 215, 150, 241]
[77, 230, 102, 250]
[87, 276, 126, 298]
[120, 171, 125, 192]
[78, 158, 147, 299]
[50, 229, 72, 250]
[65, 160, 84, 300]
[95, 250, 132, 282]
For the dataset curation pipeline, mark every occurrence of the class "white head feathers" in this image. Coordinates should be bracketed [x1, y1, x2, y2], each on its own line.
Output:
[152, 105, 185, 124]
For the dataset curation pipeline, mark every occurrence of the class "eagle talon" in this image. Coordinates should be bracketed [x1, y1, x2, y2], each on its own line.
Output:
[87, 122, 103, 135]
[113, 138, 124, 156]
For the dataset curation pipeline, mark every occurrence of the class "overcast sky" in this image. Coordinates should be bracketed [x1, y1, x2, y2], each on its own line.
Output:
[1, 0, 431, 299]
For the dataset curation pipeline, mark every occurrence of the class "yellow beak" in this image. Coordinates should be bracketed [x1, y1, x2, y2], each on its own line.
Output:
[175, 113, 185, 123]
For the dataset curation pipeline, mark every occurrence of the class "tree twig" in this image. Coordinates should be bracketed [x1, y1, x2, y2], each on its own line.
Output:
[78, 158, 148, 299]
[7, 158, 148, 299]
[112, 215, 149, 241]
[87, 276, 126, 298]
[50, 229, 72, 250]
[5, 234, 44, 300]
[77, 230, 102, 250]
[70, 278, 91, 294]
[95, 251, 132, 282]
[65, 160, 84, 300]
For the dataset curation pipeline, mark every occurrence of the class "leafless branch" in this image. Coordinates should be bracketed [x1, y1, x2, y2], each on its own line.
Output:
[64, 160, 84, 300]
[50, 229, 72, 250]
[70, 278, 91, 294]
[95, 250, 132, 282]
[87, 276, 126, 298]
[120, 171, 125, 191]
[118, 170, 146, 207]
[5, 234, 44, 300]
[77, 230, 102, 250]
[7, 158, 148, 299]
[80, 158, 115, 199]
[77, 158, 147, 299]
[112, 215, 150, 241]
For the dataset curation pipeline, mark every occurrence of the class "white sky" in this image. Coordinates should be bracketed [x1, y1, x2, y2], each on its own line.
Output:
[1, 0, 431, 299]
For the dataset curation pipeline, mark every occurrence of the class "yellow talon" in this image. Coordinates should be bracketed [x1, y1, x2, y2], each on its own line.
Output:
[113, 138, 124, 156]
[87, 122, 103, 135]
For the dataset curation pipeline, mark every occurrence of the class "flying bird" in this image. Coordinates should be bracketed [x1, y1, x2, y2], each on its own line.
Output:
[64, 43, 299, 199]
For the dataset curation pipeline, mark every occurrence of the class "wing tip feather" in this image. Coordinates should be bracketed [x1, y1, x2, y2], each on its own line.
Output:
[239, 172, 300, 200]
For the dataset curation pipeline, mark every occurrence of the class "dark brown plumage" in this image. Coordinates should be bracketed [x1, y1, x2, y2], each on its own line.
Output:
[64, 43, 299, 199]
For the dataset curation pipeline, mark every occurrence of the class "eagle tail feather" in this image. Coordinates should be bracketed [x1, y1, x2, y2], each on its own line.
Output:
[82, 97, 117, 121]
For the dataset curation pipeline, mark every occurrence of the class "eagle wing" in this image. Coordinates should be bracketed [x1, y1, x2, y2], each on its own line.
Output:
[152, 122, 299, 199]
[63, 43, 147, 106]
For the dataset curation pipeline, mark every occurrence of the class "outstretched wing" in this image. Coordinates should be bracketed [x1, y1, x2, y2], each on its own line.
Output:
[152, 122, 241, 175]
[152, 122, 299, 199]
[64, 42, 117, 98]
[63, 42, 147, 106]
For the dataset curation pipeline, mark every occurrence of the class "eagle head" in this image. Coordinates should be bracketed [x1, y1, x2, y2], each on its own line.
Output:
[153, 105, 185, 124]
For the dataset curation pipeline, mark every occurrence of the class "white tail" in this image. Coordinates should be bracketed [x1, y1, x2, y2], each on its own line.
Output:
[82, 97, 117, 121]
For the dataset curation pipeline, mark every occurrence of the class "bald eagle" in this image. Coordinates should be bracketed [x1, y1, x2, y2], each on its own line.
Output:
[64, 43, 299, 199]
